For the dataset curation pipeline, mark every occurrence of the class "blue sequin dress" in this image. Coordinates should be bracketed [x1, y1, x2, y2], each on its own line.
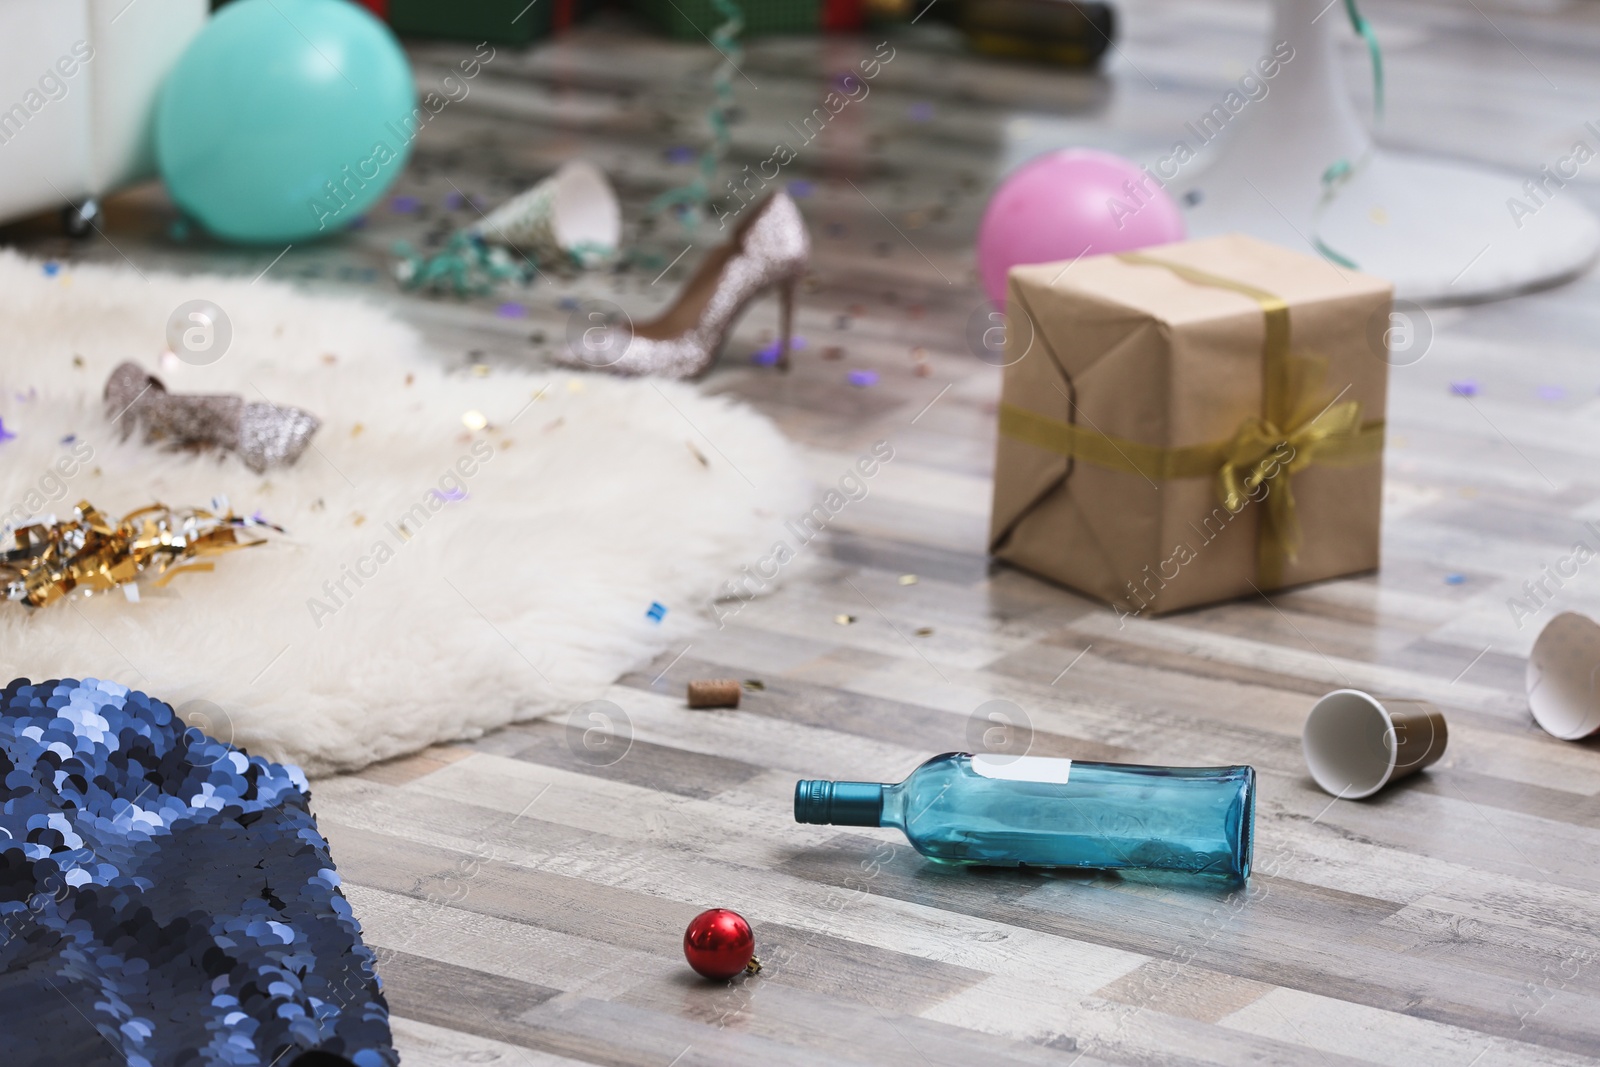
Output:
[0, 678, 395, 1067]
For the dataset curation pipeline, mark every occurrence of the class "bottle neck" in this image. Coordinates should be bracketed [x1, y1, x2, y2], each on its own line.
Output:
[793, 779, 886, 826]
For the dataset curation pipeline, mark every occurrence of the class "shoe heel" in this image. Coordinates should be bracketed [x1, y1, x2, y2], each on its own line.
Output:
[775, 275, 799, 372]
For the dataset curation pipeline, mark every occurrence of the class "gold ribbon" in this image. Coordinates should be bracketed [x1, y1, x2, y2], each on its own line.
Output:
[999, 252, 1384, 589]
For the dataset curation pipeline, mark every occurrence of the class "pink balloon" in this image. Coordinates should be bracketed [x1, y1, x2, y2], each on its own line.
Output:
[977, 148, 1186, 306]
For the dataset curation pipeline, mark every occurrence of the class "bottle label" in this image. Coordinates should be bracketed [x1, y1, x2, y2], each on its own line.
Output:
[970, 754, 1072, 784]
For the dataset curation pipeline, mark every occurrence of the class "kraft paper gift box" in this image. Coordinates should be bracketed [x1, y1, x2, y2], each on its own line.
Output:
[989, 233, 1392, 617]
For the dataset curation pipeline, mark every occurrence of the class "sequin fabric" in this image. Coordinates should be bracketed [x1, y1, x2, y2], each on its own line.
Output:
[554, 191, 810, 378]
[106, 363, 321, 473]
[0, 678, 394, 1067]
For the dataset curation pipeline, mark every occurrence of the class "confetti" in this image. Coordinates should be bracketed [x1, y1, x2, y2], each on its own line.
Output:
[1537, 385, 1566, 401]
[1444, 573, 1466, 585]
[823, 345, 845, 361]
[0, 418, 14, 443]
[647, 601, 669, 623]
[752, 336, 806, 365]
[42, 261, 60, 277]
[444, 190, 466, 209]
[914, 627, 934, 637]
[1450, 380, 1479, 397]
[908, 101, 935, 122]
[687, 441, 710, 467]
[848, 369, 879, 387]
[665, 145, 698, 164]
[462, 410, 489, 431]
[787, 179, 815, 198]
[558, 296, 581, 311]
[743, 679, 766, 692]
[390, 195, 420, 213]
[497, 301, 527, 318]
[898, 574, 919, 585]
[834, 613, 857, 625]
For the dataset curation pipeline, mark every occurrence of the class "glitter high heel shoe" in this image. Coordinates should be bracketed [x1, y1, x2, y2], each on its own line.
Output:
[557, 191, 810, 379]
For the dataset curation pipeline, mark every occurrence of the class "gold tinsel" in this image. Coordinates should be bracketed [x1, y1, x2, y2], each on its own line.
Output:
[0, 500, 277, 609]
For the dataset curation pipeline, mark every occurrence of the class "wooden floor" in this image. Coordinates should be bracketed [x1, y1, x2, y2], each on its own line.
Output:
[11, 0, 1600, 1062]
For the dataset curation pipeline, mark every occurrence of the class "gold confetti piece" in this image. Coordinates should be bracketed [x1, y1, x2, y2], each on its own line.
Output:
[898, 574, 918, 585]
[351, 423, 364, 437]
[743, 679, 766, 692]
[910, 346, 928, 362]
[472, 363, 491, 377]
[352, 513, 366, 526]
[567, 378, 585, 393]
[0, 500, 277, 610]
[462, 410, 488, 431]
[321, 353, 337, 365]
[404, 373, 415, 386]
[834, 614, 857, 625]
[1370, 206, 1389, 225]
[687, 441, 710, 467]
[72, 355, 85, 369]
[915, 627, 934, 637]
[499, 438, 514, 450]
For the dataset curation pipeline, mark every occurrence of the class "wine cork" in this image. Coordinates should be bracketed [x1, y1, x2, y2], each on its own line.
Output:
[687, 679, 741, 709]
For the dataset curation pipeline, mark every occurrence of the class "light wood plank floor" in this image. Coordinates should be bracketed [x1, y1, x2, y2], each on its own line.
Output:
[9, 0, 1600, 1062]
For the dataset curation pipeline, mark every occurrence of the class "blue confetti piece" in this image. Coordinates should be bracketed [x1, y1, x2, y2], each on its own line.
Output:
[1444, 573, 1466, 585]
[444, 191, 466, 209]
[646, 601, 668, 624]
[908, 101, 935, 122]
[1537, 384, 1566, 401]
[751, 336, 807, 365]
[0, 417, 15, 442]
[42, 261, 60, 277]
[497, 302, 527, 318]
[348, 215, 369, 230]
[848, 369, 879, 387]
[558, 296, 581, 311]
[60, 433, 76, 445]
[1450, 380, 1479, 397]
[787, 179, 815, 199]
[665, 145, 697, 164]
[390, 195, 420, 214]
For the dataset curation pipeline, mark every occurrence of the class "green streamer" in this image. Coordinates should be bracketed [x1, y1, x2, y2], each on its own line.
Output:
[649, 0, 744, 228]
[1312, 0, 1384, 270]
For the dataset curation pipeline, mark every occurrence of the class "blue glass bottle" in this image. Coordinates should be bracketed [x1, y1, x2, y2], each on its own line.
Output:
[795, 753, 1254, 884]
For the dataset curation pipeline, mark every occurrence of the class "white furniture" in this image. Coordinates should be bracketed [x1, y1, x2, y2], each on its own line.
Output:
[1177, 0, 1600, 303]
[0, 0, 207, 230]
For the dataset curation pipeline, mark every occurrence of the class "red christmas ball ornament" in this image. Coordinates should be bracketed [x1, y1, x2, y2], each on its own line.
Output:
[683, 908, 760, 980]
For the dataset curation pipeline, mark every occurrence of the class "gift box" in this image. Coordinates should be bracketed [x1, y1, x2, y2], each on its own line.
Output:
[989, 234, 1392, 617]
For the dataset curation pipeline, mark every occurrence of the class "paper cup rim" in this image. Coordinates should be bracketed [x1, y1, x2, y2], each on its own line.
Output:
[1303, 688, 1397, 799]
[1527, 611, 1600, 741]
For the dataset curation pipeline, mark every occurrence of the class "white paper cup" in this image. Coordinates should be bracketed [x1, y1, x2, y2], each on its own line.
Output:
[1302, 689, 1449, 799]
[1527, 611, 1600, 741]
[472, 159, 620, 263]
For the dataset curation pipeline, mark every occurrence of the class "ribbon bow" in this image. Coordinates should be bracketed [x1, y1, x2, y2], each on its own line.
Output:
[1215, 389, 1366, 571]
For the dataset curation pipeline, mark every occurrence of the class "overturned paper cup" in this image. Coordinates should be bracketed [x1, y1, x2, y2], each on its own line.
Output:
[1527, 611, 1600, 740]
[471, 159, 620, 265]
[1303, 689, 1448, 799]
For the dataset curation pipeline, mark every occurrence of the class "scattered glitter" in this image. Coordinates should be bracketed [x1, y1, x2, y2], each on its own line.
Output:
[1444, 573, 1466, 585]
[787, 179, 815, 198]
[0, 418, 14, 443]
[834, 613, 857, 625]
[390, 195, 420, 213]
[1450, 380, 1479, 397]
[665, 145, 697, 164]
[42, 261, 60, 277]
[462, 410, 488, 431]
[647, 601, 668, 623]
[909, 101, 935, 122]
[1537, 384, 1566, 401]
[848, 369, 879, 387]
[915, 627, 934, 636]
[743, 679, 766, 691]
[497, 302, 526, 318]
[899, 574, 918, 585]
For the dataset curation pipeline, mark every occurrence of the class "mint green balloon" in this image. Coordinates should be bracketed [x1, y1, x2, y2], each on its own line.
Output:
[157, 0, 416, 244]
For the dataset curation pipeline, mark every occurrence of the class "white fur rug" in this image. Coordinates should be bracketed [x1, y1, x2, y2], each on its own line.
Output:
[0, 251, 808, 775]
